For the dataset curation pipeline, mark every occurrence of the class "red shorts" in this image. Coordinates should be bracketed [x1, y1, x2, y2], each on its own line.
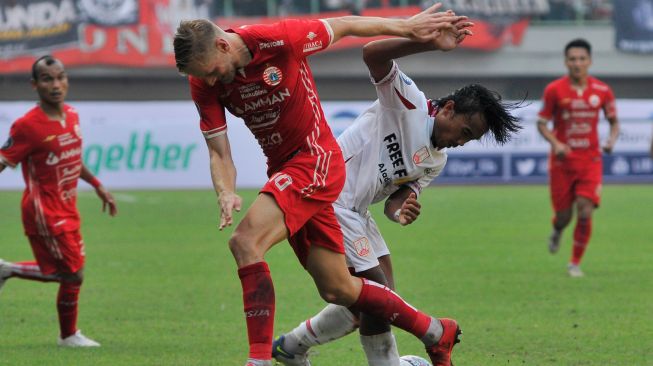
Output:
[27, 231, 85, 275]
[549, 158, 602, 212]
[261, 146, 346, 267]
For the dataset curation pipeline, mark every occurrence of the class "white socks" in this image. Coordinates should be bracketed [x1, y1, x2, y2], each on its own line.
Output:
[360, 331, 400, 366]
[420, 317, 444, 347]
[284, 304, 357, 354]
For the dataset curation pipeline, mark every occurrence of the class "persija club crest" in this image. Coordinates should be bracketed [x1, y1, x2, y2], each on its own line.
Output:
[263, 66, 282, 86]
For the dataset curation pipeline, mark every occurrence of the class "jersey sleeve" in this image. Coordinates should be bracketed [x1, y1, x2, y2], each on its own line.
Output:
[603, 86, 617, 119]
[0, 120, 33, 168]
[189, 76, 227, 139]
[538, 83, 556, 120]
[373, 62, 428, 111]
[284, 19, 333, 58]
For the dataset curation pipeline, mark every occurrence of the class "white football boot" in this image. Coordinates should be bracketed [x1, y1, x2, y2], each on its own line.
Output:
[0, 259, 12, 294]
[57, 330, 101, 347]
[567, 264, 584, 278]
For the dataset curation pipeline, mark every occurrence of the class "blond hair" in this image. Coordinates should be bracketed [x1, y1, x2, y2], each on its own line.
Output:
[173, 19, 219, 73]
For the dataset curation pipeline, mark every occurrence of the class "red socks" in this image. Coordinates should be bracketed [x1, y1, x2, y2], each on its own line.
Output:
[350, 278, 431, 338]
[57, 282, 81, 338]
[571, 217, 592, 265]
[238, 262, 275, 360]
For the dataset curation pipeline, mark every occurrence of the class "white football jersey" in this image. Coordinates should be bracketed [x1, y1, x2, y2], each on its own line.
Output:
[336, 62, 447, 213]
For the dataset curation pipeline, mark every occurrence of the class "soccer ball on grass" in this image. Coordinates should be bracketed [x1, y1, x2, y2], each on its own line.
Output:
[399, 355, 432, 366]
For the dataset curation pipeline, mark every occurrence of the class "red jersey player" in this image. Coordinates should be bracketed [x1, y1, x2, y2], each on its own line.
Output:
[537, 39, 620, 277]
[0, 56, 117, 346]
[173, 5, 472, 366]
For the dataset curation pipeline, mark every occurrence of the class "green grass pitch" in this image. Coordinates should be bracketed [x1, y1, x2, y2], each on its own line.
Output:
[0, 185, 651, 365]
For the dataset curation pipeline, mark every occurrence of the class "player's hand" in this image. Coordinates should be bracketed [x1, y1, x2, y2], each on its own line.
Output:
[218, 191, 242, 230]
[602, 142, 614, 154]
[432, 14, 474, 51]
[398, 192, 421, 226]
[553, 142, 571, 160]
[95, 186, 117, 217]
[405, 3, 466, 43]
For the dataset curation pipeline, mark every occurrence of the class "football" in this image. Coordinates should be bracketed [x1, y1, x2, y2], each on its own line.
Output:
[399, 355, 432, 366]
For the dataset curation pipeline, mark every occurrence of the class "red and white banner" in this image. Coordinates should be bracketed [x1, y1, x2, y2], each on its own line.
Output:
[0, 1, 538, 73]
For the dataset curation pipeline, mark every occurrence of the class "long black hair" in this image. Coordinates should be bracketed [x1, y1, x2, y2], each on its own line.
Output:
[433, 84, 523, 145]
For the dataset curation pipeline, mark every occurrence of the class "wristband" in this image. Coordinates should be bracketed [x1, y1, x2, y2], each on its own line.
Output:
[88, 177, 102, 189]
[393, 209, 401, 222]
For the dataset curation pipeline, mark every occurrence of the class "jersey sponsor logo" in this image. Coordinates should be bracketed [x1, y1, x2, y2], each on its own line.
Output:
[60, 187, 78, 201]
[57, 132, 79, 146]
[570, 111, 598, 119]
[43, 135, 57, 142]
[382, 133, 407, 178]
[243, 88, 290, 112]
[239, 83, 268, 99]
[303, 40, 323, 53]
[566, 122, 592, 136]
[588, 94, 601, 107]
[571, 99, 589, 109]
[1, 137, 12, 149]
[306, 31, 317, 40]
[568, 138, 590, 149]
[259, 40, 284, 49]
[46, 147, 82, 165]
[353, 237, 370, 257]
[262, 66, 283, 86]
[412, 147, 430, 164]
[57, 162, 82, 186]
[46, 152, 60, 165]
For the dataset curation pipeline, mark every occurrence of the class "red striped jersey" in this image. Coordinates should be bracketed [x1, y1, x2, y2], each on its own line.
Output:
[0, 105, 83, 236]
[190, 19, 338, 173]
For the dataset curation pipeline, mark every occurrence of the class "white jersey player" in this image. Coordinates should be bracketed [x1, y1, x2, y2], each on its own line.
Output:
[336, 60, 446, 272]
[274, 31, 521, 366]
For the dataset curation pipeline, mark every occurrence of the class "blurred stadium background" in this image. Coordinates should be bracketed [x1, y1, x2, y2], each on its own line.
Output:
[1, 0, 652, 189]
[1, 1, 652, 365]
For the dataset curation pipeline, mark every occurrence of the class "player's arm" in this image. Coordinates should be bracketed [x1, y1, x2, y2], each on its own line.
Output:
[362, 18, 472, 82]
[206, 134, 242, 230]
[602, 115, 620, 154]
[384, 185, 421, 226]
[537, 117, 570, 159]
[80, 165, 117, 216]
[325, 3, 466, 44]
[0, 162, 5, 173]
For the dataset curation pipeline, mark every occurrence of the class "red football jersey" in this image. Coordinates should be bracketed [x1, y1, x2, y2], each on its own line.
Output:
[190, 19, 339, 173]
[538, 76, 617, 161]
[0, 105, 83, 236]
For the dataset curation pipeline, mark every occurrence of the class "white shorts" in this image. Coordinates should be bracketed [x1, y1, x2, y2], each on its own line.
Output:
[334, 205, 390, 273]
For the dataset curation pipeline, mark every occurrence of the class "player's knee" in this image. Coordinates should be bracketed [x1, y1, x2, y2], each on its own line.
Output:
[316, 282, 357, 306]
[576, 200, 594, 219]
[59, 271, 83, 284]
[228, 230, 260, 264]
[555, 211, 572, 226]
